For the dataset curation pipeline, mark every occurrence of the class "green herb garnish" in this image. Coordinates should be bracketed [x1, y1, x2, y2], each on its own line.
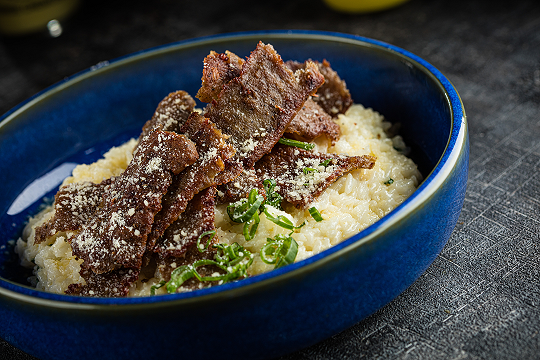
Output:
[227, 189, 264, 223]
[263, 208, 304, 230]
[384, 178, 394, 185]
[278, 138, 315, 151]
[319, 159, 331, 167]
[196, 230, 217, 252]
[303, 167, 318, 174]
[150, 280, 166, 295]
[308, 206, 324, 222]
[164, 242, 254, 293]
[260, 234, 299, 269]
[262, 179, 283, 210]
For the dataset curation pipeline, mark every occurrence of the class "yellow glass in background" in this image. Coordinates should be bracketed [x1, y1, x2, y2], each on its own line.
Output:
[323, 0, 410, 13]
[0, 0, 80, 36]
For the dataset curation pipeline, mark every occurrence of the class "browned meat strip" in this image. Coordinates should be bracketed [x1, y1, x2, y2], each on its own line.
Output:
[196, 49, 338, 145]
[34, 179, 112, 244]
[154, 186, 216, 257]
[255, 145, 376, 209]
[196, 51, 244, 103]
[69, 130, 198, 274]
[286, 59, 352, 116]
[286, 97, 340, 145]
[139, 90, 196, 140]
[216, 167, 265, 204]
[65, 268, 140, 297]
[146, 113, 234, 247]
[206, 42, 325, 180]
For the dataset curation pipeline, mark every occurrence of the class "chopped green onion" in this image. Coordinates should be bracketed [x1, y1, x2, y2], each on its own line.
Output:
[196, 230, 216, 253]
[150, 280, 166, 295]
[243, 211, 260, 241]
[263, 208, 295, 230]
[164, 242, 254, 294]
[166, 265, 196, 293]
[319, 159, 331, 167]
[278, 138, 315, 151]
[384, 178, 394, 185]
[262, 179, 283, 210]
[227, 189, 264, 223]
[260, 234, 298, 269]
[308, 206, 324, 222]
[303, 167, 318, 174]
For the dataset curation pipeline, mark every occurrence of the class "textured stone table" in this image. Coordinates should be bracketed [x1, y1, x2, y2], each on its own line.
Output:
[1, 0, 539, 359]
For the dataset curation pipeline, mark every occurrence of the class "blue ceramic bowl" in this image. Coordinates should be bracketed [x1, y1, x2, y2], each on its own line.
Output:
[0, 31, 468, 360]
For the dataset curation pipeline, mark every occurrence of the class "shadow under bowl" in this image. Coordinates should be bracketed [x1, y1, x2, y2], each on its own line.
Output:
[0, 30, 468, 360]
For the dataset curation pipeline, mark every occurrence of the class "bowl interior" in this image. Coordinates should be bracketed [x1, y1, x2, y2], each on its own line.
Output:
[0, 32, 452, 297]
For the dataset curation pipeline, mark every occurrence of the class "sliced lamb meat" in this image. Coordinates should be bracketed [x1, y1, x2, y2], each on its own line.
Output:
[286, 97, 340, 145]
[255, 144, 376, 209]
[154, 186, 217, 257]
[196, 50, 244, 103]
[65, 267, 140, 297]
[69, 130, 198, 274]
[139, 90, 196, 140]
[286, 59, 352, 116]
[34, 178, 112, 244]
[146, 113, 234, 247]
[206, 42, 325, 180]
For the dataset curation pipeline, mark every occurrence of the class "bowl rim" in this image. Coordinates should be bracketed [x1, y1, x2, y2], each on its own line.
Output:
[0, 29, 467, 309]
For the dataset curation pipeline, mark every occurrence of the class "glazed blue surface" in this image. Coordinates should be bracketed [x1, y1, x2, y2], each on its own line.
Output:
[0, 31, 468, 360]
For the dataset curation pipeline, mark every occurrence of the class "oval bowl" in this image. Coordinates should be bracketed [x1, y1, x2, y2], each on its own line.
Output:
[0, 30, 468, 360]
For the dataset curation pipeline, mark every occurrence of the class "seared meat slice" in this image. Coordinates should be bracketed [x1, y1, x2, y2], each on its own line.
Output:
[146, 113, 234, 247]
[70, 130, 198, 274]
[206, 42, 325, 180]
[216, 167, 265, 204]
[255, 145, 376, 209]
[197, 50, 244, 103]
[286, 97, 340, 145]
[286, 59, 352, 116]
[34, 179, 112, 244]
[65, 268, 140, 297]
[154, 186, 217, 257]
[196, 49, 337, 145]
[139, 90, 196, 140]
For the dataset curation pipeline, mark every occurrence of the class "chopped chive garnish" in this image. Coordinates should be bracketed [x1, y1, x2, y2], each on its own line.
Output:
[227, 189, 264, 241]
[243, 211, 260, 241]
[264, 208, 298, 230]
[196, 230, 216, 253]
[262, 179, 283, 210]
[303, 167, 318, 174]
[150, 280, 166, 295]
[308, 206, 324, 222]
[384, 178, 394, 185]
[227, 189, 264, 223]
[278, 138, 315, 151]
[319, 159, 331, 167]
[163, 242, 254, 294]
[260, 234, 299, 269]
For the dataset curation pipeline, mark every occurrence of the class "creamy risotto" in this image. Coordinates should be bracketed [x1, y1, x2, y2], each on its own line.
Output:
[16, 104, 421, 296]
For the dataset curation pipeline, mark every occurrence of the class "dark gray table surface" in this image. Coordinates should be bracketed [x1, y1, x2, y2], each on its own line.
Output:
[1, 0, 539, 359]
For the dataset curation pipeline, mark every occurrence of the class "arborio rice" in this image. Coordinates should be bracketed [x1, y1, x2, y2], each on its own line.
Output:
[16, 104, 422, 296]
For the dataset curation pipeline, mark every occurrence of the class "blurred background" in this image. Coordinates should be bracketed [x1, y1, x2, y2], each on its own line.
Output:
[1, 0, 539, 359]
